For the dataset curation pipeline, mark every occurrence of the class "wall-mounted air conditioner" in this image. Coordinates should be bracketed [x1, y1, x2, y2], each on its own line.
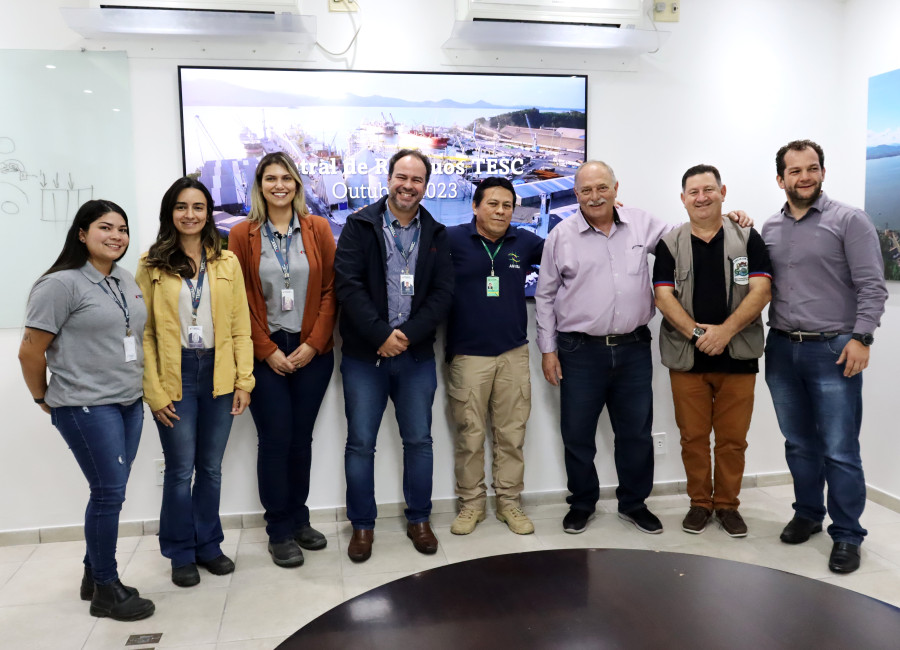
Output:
[455, 0, 647, 29]
[87, 1, 300, 13]
[63, 1, 314, 42]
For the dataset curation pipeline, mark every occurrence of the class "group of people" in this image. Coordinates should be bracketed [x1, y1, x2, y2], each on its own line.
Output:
[17, 140, 886, 623]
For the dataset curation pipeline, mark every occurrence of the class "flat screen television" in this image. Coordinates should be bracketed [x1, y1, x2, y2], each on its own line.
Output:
[178, 66, 587, 293]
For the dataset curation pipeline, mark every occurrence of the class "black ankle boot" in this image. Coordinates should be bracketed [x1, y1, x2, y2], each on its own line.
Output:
[81, 568, 139, 601]
[89, 580, 155, 621]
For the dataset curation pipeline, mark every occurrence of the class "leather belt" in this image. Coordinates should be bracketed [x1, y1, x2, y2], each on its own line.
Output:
[564, 325, 651, 347]
[772, 329, 843, 342]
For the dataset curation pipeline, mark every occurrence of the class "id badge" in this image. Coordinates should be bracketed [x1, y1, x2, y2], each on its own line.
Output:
[486, 275, 500, 298]
[400, 273, 415, 296]
[281, 288, 295, 311]
[123, 335, 137, 362]
[188, 325, 204, 349]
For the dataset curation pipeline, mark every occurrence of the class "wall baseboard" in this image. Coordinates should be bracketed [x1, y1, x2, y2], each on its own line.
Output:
[0, 470, 821, 548]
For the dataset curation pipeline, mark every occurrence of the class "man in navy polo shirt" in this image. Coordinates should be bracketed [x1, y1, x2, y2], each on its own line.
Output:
[445, 176, 544, 535]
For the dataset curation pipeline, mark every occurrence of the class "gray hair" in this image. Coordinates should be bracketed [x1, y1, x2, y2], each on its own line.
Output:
[575, 160, 617, 188]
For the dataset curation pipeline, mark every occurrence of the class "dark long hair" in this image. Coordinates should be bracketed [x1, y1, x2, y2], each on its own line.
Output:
[144, 177, 222, 278]
[43, 199, 129, 276]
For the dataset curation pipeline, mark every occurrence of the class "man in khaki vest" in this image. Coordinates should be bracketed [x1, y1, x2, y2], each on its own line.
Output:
[652, 164, 772, 537]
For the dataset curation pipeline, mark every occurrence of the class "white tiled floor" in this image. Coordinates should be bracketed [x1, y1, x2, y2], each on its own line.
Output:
[2, 485, 900, 649]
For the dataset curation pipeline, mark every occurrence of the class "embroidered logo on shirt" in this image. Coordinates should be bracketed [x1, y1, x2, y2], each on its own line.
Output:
[508, 252, 521, 269]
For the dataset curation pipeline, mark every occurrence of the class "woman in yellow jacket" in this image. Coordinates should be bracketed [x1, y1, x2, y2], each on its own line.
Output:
[136, 177, 254, 588]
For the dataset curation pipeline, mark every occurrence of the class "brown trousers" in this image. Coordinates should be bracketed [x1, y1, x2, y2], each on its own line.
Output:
[669, 371, 756, 510]
[447, 345, 531, 511]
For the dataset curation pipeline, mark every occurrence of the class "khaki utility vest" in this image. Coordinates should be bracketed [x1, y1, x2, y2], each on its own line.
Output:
[658, 219, 764, 371]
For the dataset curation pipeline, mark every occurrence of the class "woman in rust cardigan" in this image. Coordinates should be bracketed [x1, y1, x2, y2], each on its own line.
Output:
[229, 152, 337, 568]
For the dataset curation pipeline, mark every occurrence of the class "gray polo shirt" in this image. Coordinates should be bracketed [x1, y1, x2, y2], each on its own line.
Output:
[762, 192, 888, 334]
[382, 205, 420, 328]
[259, 216, 308, 334]
[25, 262, 147, 408]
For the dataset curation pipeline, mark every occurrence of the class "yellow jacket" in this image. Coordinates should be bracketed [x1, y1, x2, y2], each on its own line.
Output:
[136, 249, 255, 411]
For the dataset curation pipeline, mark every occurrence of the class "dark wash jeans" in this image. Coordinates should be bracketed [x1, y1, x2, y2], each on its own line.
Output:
[341, 352, 437, 529]
[155, 348, 234, 568]
[52, 399, 143, 584]
[765, 331, 867, 544]
[557, 332, 654, 514]
[249, 330, 334, 542]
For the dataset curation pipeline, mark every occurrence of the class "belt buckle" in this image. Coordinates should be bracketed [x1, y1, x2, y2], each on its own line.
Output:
[605, 335, 618, 347]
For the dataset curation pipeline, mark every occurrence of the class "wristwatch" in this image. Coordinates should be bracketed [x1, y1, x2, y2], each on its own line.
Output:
[690, 327, 706, 344]
[851, 332, 874, 346]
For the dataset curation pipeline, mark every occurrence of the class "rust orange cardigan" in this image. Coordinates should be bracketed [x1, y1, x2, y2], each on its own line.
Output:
[229, 215, 337, 361]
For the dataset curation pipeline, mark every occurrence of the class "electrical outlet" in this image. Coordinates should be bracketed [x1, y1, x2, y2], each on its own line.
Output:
[653, 1, 680, 22]
[329, 0, 359, 12]
[154, 459, 165, 486]
[652, 432, 667, 456]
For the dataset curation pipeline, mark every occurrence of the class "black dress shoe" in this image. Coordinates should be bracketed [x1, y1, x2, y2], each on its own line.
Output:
[829, 542, 861, 574]
[171, 563, 200, 587]
[294, 525, 327, 551]
[197, 554, 235, 575]
[779, 515, 823, 544]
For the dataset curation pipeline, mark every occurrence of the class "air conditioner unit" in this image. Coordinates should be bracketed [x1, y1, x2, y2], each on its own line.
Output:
[64, 1, 314, 42]
[455, 0, 647, 29]
[88, 1, 300, 13]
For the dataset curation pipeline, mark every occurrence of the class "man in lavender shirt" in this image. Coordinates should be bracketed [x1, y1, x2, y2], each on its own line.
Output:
[535, 160, 669, 535]
[762, 139, 887, 574]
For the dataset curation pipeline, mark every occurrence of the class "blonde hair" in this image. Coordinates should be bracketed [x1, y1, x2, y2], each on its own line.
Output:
[246, 152, 310, 225]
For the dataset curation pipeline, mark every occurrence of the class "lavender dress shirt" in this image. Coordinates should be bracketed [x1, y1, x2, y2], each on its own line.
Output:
[761, 193, 887, 335]
[535, 206, 672, 353]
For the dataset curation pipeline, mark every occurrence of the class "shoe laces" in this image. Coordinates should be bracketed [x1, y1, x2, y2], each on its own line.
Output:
[457, 509, 479, 521]
[505, 507, 528, 521]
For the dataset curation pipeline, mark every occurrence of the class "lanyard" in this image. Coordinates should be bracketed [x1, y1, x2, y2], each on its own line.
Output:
[97, 275, 132, 336]
[383, 212, 420, 272]
[184, 250, 207, 325]
[263, 219, 294, 289]
[480, 238, 504, 276]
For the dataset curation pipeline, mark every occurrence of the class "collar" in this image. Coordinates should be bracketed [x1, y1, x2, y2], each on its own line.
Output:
[780, 191, 827, 221]
[465, 217, 517, 242]
[385, 204, 420, 229]
[577, 206, 622, 233]
[266, 214, 302, 235]
[80, 261, 123, 284]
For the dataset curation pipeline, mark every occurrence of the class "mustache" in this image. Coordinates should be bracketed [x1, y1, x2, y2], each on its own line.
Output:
[586, 199, 608, 207]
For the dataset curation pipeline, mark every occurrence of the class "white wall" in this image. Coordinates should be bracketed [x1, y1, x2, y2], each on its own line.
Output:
[2, 0, 896, 533]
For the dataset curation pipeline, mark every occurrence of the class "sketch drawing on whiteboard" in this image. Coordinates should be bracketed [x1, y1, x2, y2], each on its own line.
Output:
[0, 135, 94, 221]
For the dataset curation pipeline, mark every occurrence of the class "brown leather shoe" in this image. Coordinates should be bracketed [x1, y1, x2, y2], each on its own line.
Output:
[407, 522, 438, 554]
[347, 528, 374, 563]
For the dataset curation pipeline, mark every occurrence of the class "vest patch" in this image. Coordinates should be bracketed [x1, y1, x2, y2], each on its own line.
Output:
[733, 256, 749, 285]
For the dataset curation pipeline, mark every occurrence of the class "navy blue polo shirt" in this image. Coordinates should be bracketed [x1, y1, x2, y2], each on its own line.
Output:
[446, 218, 544, 357]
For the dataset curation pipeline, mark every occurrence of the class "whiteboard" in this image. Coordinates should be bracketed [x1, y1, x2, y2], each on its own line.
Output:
[0, 50, 136, 328]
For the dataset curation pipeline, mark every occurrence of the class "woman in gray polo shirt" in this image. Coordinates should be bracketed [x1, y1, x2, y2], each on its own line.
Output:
[19, 199, 155, 622]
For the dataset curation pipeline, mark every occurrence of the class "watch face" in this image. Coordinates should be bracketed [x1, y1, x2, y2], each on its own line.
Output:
[693, 327, 706, 337]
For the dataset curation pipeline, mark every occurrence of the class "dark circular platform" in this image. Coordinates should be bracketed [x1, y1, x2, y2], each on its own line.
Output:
[280, 548, 900, 649]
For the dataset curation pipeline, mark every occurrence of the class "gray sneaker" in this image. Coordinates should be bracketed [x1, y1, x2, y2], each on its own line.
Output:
[682, 506, 712, 534]
[716, 509, 748, 538]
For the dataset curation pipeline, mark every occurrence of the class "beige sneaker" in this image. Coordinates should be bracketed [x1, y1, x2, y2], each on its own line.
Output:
[450, 509, 486, 535]
[497, 506, 535, 535]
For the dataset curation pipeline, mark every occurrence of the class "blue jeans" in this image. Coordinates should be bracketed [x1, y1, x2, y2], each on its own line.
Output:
[341, 352, 437, 528]
[764, 331, 867, 544]
[249, 330, 334, 542]
[52, 400, 143, 584]
[557, 333, 654, 514]
[155, 349, 234, 568]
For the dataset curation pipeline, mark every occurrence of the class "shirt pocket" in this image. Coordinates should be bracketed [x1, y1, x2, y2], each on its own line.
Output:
[627, 245, 646, 275]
